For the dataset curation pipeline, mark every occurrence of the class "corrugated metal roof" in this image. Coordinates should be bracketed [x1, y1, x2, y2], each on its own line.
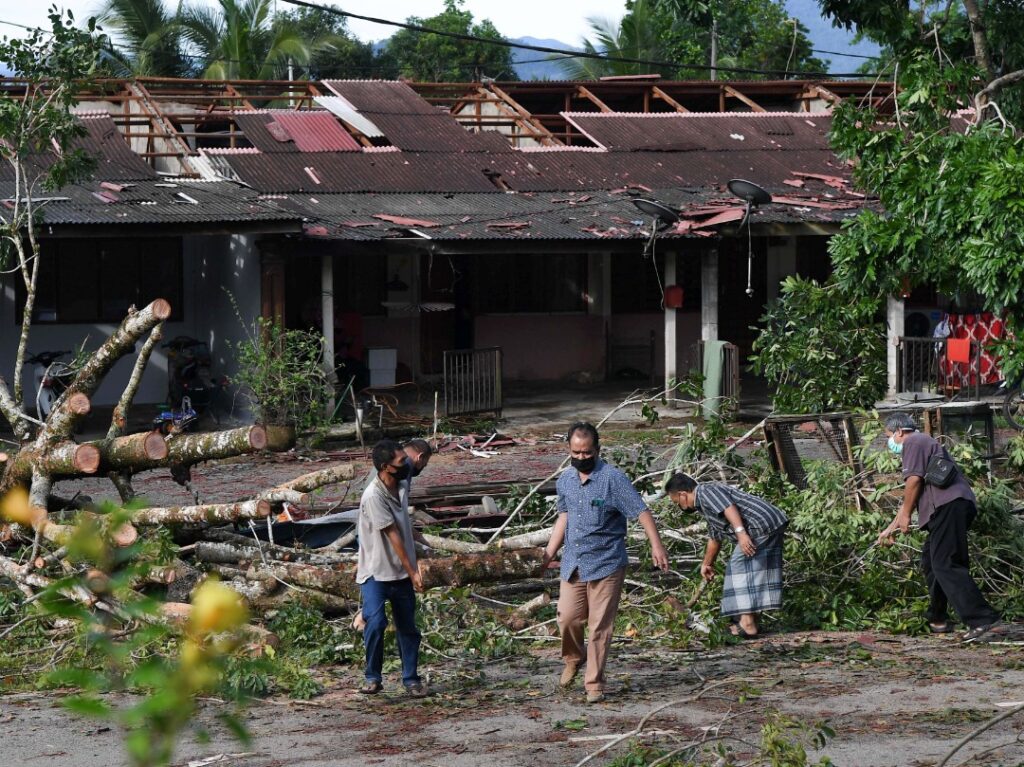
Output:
[562, 112, 832, 152]
[365, 112, 513, 152]
[314, 95, 384, 137]
[0, 179, 301, 228]
[280, 189, 868, 242]
[321, 80, 440, 115]
[270, 111, 362, 152]
[0, 115, 156, 183]
[233, 113, 360, 153]
[223, 152, 500, 193]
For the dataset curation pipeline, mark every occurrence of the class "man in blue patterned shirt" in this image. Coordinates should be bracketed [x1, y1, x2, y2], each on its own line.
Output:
[543, 422, 670, 703]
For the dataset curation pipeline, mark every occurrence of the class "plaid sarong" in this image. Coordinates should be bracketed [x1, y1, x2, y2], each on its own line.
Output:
[720, 529, 785, 617]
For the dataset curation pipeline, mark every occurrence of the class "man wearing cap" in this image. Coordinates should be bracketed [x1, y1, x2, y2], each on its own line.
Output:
[880, 412, 1000, 642]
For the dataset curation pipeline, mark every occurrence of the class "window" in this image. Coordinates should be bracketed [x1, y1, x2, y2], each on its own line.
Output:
[16, 238, 183, 324]
[611, 250, 701, 313]
[473, 253, 587, 313]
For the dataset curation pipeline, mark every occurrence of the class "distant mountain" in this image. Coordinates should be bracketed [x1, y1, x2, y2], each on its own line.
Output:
[511, 37, 582, 81]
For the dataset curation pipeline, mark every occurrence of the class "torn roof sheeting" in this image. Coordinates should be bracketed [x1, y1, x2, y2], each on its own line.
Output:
[562, 112, 832, 152]
[314, 95, 384, 138]
[223, 152, 499, 193]
[233, 112, 361, 152]
[0, 114, 156, 183]
[0, 179, 300, 228]
[321, 80, 440, 115]
[281, 189, 871, 242]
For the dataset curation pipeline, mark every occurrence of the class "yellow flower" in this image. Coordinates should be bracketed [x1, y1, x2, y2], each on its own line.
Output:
[189, 579, 248, 638]
[0, 487, 43, 528]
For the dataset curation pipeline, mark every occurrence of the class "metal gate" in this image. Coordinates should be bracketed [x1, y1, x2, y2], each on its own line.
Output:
[443, 347, 503, 417]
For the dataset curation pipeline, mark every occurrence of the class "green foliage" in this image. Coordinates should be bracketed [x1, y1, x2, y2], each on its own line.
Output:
[267, 602, 346, 665]
[386, 0, 516, 82]
[561, 0, 826, 79]
[178, 0, 312, 80]
[759, 711, 835, 767]
[96, 0, 188, 77]
[271, 7, 395, 79]
[608, 445, 656, 494]
[750, 277, 887, 413]
[230, 298, 331, 430]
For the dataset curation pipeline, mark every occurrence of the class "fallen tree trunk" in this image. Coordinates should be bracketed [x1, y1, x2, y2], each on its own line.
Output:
[279, 463, 358, 494]
[131, 499, 270, 526]
[192, 540, 355, 568]
[422, 532, 487, 554]
[5, 441, 101, 484]
[91, 431, 168, 473]
[43, 299, 171, 441]
[494, 528, 553, 550]
[504, 591, 551, 631]
[252, 560, 361, 601]
[418, 549, 546, 589]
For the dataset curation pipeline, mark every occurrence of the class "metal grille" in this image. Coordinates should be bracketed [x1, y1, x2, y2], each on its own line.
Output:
[606, 330, 656, 385]
[763, 413, 866, 491]
[897, 337, 981, 400]
[443, 347, 503, 417]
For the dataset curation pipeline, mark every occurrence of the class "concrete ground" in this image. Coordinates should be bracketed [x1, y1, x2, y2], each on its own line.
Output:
[3, 631, 1023, 767]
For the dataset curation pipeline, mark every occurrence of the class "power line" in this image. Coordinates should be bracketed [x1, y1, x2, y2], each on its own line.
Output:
[279, 0, 880, 79]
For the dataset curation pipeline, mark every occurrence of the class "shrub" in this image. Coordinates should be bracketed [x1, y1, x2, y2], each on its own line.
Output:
[750, 277, 887, 413]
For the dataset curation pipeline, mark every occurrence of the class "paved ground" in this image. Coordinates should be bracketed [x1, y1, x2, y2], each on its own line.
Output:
[3, 631, 1023, 767]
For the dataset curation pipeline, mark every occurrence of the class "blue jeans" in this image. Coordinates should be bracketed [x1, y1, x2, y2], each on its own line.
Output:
[360, 576, 421, 686]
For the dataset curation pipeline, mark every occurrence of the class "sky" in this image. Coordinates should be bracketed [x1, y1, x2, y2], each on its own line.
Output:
[0, 0, 877, 74]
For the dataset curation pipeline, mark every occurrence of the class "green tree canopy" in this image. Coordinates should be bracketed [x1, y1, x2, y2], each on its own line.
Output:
[385, 0, 517, 82]
[178, 0, 312, 80]
[96, 0, 187, 77]
[817, 0, 1024, 378]
[270, 7, 397, 80]
[561, 0, 827, 80]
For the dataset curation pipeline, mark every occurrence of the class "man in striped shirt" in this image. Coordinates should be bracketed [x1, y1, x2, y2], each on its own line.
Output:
[665, 474, 788, 638]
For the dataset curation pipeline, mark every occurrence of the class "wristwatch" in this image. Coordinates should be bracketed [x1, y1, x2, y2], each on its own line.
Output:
[733, 525, 746, 534]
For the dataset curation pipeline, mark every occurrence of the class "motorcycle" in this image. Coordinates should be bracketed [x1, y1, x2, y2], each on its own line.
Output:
[26, 350, 76, 421]
[1000, 377, 1024, 431]
[162, 336, 227, 430]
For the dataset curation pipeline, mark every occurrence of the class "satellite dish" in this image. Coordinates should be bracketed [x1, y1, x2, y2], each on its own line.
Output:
[727, 178, 772, 206]
[726, 179, 772, 299]
[632, 198, 680, 227]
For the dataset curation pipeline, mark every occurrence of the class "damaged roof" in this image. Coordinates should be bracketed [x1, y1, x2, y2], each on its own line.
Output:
[277, 186, 871, 243]
[0, 178, 300, 230]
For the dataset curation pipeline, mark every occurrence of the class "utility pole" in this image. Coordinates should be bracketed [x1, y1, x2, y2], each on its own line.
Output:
[710, 16, 718, 81]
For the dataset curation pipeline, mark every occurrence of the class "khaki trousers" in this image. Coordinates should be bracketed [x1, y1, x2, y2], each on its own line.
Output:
[556, 567, 626, 693]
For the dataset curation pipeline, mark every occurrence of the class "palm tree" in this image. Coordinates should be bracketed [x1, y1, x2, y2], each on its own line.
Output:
[178, 0, 311, 80]
[558, 0, 666, 79]
[97, 0, 188, 77]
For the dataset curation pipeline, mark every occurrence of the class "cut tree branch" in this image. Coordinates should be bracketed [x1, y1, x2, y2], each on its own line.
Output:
[108, 321, 164, 440]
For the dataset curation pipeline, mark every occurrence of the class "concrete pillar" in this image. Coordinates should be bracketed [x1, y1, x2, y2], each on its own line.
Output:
[321, 253, 336, 413]
[887, 295, 904, 397]
[701, 248, 719, 342]
[664, 252, 677, 404]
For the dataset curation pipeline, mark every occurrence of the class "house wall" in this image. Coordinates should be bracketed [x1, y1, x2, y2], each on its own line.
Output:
[475, 314, 605, 380]
[0, 234, 262, 410]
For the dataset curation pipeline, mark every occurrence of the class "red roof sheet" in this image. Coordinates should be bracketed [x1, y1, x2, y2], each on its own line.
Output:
[234, 112, 360, 152]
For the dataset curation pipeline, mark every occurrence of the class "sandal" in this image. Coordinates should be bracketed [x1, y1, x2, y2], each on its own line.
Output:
[730, 625, 759, 640]
[358, 680, 383, 694]
[962, 621, 1001, 643]
[929, 622, 955, 634]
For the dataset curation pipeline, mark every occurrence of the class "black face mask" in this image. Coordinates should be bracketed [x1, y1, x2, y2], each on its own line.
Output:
[389, 462, 411, 481]
[571, 456, 597, 473]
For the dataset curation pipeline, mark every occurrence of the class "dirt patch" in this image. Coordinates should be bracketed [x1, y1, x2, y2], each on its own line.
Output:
[3, 632, 1024, 767]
